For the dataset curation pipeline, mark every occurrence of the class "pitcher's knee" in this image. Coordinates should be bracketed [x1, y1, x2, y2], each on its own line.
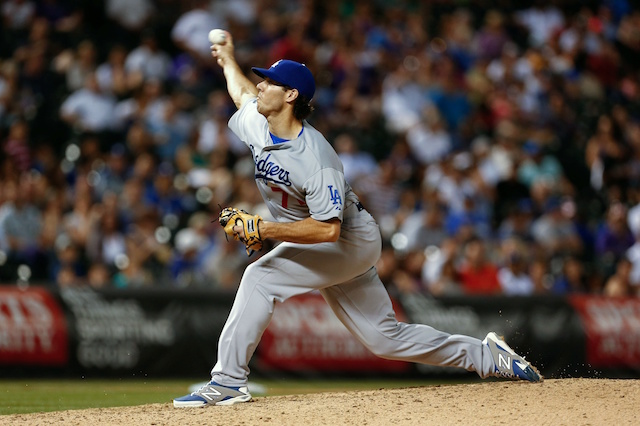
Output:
[240, 263, 270, 288]
[243, 262, 261, 279]
[364, 331, 404, 359]
[238, 262, 290, 302]
[369, 344, 400, 359]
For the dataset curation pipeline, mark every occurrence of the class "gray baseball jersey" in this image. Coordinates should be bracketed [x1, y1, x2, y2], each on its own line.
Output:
[210, 98, 496, 386]
[228, 98, 360, 225]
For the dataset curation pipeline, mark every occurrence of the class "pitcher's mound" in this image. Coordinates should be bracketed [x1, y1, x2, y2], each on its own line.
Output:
[4, 378, 639, 426]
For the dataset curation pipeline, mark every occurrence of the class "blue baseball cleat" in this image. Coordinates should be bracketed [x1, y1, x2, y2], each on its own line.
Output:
[173, 380, 252, 407]
[483, 332, 543, 382]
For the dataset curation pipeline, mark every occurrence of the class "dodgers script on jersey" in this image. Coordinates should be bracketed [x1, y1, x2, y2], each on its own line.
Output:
[228, 99, 360, 225]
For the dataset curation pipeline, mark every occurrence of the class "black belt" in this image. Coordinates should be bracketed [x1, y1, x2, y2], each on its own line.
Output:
[355, 201, 364, 212]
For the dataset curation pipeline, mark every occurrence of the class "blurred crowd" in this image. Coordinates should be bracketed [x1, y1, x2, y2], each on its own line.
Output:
[1, 0, 640, 297]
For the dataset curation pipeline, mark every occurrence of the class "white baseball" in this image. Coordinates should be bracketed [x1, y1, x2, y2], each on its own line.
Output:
[208, 29, 227, 45]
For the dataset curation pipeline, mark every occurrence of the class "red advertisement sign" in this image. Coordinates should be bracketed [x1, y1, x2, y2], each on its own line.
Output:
[570, 296, 640, 367]
[258, 293, 410, 372]
[0, 287, 68, 365]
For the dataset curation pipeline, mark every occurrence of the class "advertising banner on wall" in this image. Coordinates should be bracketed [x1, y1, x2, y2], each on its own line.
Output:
[57, 287, 235, 377]
[0, 287, 68, 365]
[570, 296, 640, 368]
[4, 285, 637, 378]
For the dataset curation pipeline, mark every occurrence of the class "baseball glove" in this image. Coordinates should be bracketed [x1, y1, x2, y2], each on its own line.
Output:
[218, 207, 263, 256]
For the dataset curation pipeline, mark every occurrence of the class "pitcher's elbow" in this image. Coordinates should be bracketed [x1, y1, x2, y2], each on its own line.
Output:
[327, 227, 341, 242]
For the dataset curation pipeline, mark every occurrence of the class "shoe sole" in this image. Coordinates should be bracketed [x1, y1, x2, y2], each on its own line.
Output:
[216, 394, 253, 406]
[173, 400, 206, 408]
[173, 394, 252, 408]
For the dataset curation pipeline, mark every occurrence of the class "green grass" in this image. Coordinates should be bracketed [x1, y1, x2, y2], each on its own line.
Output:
[0, 378, 460, 415]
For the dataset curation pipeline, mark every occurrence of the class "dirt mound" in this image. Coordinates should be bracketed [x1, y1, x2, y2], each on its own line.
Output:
[4, 378, 638, 426]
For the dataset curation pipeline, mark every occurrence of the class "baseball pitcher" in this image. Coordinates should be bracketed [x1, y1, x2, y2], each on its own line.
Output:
[174, 31, 541, 408]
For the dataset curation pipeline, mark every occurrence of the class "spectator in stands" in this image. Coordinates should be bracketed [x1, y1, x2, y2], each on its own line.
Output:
[201, 240, 248, 290]
[334, 132, 378, 185]
[105, 0, 155, 47]
[457, 237, 501, 295]
[515, 0, 565, 47]
[143, 162, 189, 221]
[439, 8, 475, 72]
[61, 190, 95, 249]
[354, 159, 402, 225]
[1, 0, 36, 33]
[426, 255, 462, 296]
[473, 10, 510, 62]
[0, 180, 18, 252]
[113, 78, 165, 132]
[171, 0, 224, 64]
[406, 106, 452, 166]
[430, 152, 479, 215]
[95, 44, 130, 97]
[50, 236, 85, 284]
[445, 190, 493, 241]
[493, 162, 531, 231]
[170, 226, 207, 287]
[595, 201, 635, 278]
[36, 0, 82, 40]
[195, 90, 247, 157]
[381, 61, 432, 134]
[0, 60, 15, 120]
[531, 196, 583, 258]
[56, 264, 80, 287]
[85, 201, 126, 269]
[59, 72, 117, 134]
[117, 177, 146, 230]
[497, 238, 535, 295]
[497, 200, 535, 243]
[145, 90, 195, 161]
[269, 20, 313, 66]
[552, 255, 589, 294]
[93, 143, 130, 199]
[121, 207, 171, 285]
[603, 257, 635, 296]
[53, 39, 98, 92]
[517, 140, 563, 190]
[427, 55, 471, 145]
[0, 173, 47, 280]
[87, 262, 112, 288]
[421, 239, 462, 296]
[529, 258, 552, 294]
[2, 119, 32, 175]
[585, 114, 629, 195]
[111, 237, 154, 288]
[398, 202, 448, 253]
[125, 30, 172, 85]
[40, 185, 63, 255]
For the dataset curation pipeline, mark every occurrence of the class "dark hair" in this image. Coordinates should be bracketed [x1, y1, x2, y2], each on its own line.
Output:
[276, 82, 314, 120]
[292, 96, 314, 120]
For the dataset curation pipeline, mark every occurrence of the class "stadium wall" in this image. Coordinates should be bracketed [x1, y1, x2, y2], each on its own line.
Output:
[1, 286, 638, 379]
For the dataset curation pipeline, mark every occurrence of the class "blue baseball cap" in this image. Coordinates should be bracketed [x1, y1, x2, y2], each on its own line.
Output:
[252, 59, 315, 100]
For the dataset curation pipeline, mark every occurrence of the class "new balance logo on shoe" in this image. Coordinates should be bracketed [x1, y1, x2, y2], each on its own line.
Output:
[482, 332, 542, 382]
[200, 389, 222, 401]
[498, 353, 511, 370]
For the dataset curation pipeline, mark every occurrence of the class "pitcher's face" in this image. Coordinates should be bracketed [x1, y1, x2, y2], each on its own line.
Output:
[256, 78, 294, 117]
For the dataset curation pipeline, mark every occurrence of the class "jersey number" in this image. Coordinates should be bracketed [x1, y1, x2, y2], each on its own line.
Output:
[271, 187, 289, 208]
[271, 187, 306, 208]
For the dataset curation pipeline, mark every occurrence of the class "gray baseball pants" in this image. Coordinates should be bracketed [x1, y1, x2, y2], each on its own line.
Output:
[211, 211, 496, 386]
